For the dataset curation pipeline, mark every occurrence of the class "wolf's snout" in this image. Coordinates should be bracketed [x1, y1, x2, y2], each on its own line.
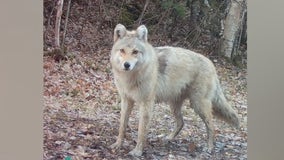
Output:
[124, 62, 131, 70]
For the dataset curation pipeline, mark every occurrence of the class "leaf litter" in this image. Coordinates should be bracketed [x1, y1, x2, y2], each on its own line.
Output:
[43, 1, 247, 158]
[43, 51, 247, 159]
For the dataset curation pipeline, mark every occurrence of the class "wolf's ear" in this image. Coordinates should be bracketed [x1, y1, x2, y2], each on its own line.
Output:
[114, 24, 127, 42]
[136, 25, 148, 42]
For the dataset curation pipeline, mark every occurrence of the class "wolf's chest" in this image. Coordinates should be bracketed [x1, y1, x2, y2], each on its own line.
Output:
[114, 72, 156, 101]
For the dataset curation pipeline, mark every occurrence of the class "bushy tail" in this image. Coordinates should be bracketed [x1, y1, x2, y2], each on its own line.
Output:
[212, 80, 240, 128]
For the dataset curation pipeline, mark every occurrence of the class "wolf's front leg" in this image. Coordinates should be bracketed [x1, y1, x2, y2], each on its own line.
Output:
[110, 97, 134, 149]
[129, 101, 154, 157]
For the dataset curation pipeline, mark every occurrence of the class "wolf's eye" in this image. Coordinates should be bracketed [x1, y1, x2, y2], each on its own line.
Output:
[120, 49, 125, 53]
[132, 50, 138, 55]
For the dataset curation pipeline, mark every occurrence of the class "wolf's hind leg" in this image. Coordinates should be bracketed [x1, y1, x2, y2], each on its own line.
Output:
[191, 98, 215, 151]
[166, 100, 184, 140]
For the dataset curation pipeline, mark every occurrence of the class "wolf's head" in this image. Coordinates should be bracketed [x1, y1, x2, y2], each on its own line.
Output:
[111, 24, 150, 71]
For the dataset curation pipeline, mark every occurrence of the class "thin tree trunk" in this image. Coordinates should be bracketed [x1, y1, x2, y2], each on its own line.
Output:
[190, 0, 201, 30]
[235, 7, 246, 56]
[220, 0, 244, 59]
[137, 0, 149, 25]
[55, 0, 64, 48]
[187, 0, 201, 47]
[61, 0, 71, 51]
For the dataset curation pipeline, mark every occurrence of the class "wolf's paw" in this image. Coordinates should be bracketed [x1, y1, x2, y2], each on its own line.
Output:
[159, 135, 173, 146]
[128, 148, 143, 157]
[202, 145, 214, 154]
[165, 134, 175, 141]
[110, 141, 122, 150]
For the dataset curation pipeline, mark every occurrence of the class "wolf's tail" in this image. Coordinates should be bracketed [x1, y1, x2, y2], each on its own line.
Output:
[212, 79, 240, 128]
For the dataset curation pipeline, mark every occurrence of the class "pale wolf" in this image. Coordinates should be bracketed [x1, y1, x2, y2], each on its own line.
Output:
[110, 24, 239, 156]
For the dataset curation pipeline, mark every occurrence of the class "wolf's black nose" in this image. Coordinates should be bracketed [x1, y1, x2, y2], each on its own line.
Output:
[124, 62, 130, 70]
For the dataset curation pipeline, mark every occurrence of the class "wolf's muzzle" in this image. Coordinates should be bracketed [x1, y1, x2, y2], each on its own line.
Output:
[124, 62, 131, 70]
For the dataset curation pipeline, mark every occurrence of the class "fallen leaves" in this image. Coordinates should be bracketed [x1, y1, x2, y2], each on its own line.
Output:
[43, 2, 247, 159]
[43, 50, 247, 160]
[44, 50, 246, 160]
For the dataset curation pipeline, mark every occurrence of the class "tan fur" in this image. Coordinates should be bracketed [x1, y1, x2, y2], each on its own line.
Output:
[110, 24, 239, 156]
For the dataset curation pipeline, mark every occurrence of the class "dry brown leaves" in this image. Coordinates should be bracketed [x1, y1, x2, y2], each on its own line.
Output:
[43, 1, 247, 159]
[43, 51, 247, 159]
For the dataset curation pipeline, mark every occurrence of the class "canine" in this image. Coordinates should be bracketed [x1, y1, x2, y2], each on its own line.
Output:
[109, 24, 239, 156]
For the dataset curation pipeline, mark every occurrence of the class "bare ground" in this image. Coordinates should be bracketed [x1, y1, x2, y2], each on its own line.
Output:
[43, 52, 247, 160]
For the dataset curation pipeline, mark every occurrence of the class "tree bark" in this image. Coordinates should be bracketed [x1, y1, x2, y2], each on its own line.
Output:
[190, 0, 201, 30]
[55, 0, 64, 48]
[61, 0, 71, 50]
[220, 0, 244, 59]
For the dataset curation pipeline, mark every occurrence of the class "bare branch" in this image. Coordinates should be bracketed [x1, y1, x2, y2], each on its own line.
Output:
[137, 0, 150, 25]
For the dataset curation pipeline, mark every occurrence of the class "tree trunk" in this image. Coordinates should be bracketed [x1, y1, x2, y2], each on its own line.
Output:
[220, 0, 244, 59]
[55, 0, 64, 48]
[61, 0, 71, 51]
[190, 0, 201, 30]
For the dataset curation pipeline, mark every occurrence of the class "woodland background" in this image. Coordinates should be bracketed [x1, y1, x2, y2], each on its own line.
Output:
[43, 0, 247, 159]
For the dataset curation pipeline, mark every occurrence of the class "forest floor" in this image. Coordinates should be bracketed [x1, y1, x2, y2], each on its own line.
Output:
[43, 1, 247, 159]
[43, 51, 247, 160]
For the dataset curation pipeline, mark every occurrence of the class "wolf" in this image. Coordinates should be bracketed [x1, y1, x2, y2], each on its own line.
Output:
[109, 24, 239, 157]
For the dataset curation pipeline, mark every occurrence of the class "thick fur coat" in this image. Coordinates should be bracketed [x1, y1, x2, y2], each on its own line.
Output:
[110, 24, 239, 157]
